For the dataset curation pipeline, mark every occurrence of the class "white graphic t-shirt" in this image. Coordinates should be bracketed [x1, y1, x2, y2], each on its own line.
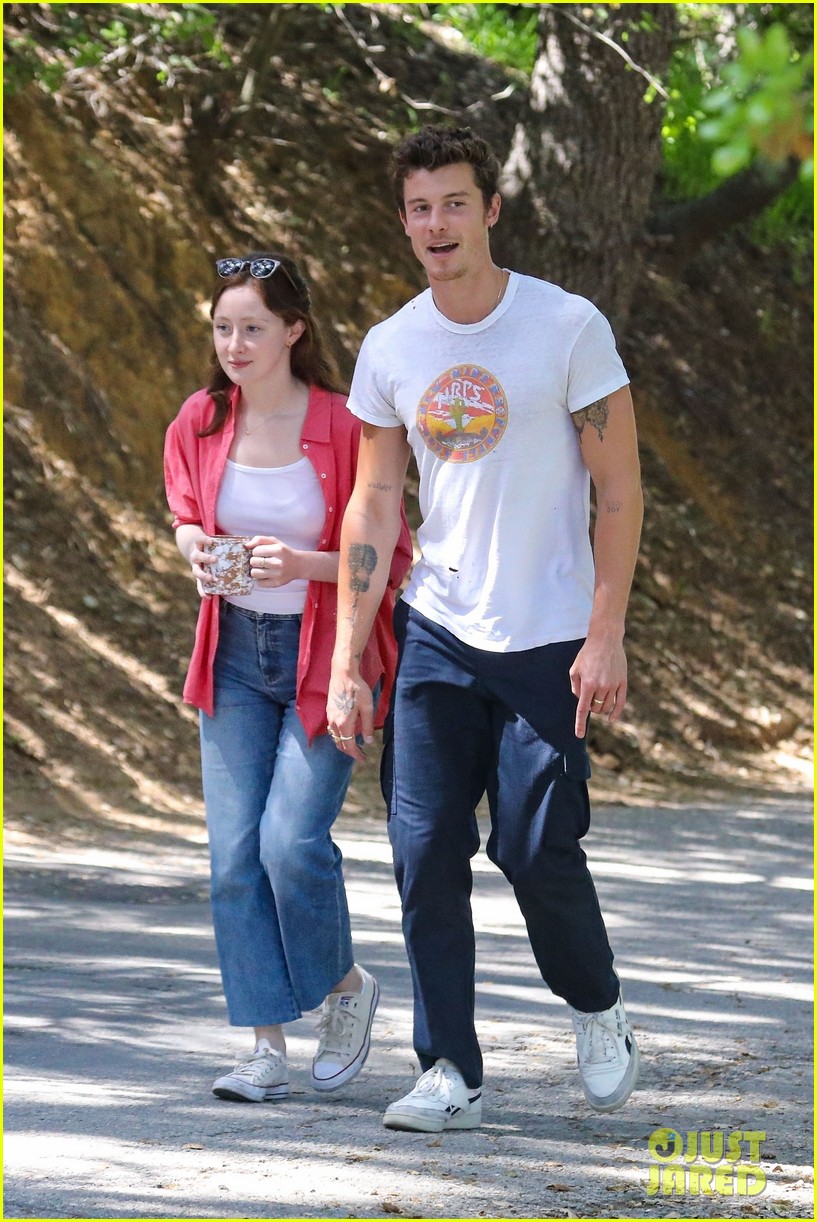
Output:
[347, 272, 629, 652]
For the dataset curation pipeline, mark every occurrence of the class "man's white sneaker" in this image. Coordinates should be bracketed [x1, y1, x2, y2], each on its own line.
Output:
[212, 1039, 289, 1102]
[570, 993, 640, 1112]
[383, 1059, 483, 1132]
[310, 965, 379, 1092]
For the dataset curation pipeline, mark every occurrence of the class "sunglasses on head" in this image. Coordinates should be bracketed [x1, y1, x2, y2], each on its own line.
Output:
[215, 257, 299, 293]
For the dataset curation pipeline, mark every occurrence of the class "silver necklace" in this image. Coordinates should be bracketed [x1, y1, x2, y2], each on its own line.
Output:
[430, 269, 507, 320]
[493, 269, 507, 309]
[241, 408, 302, 435]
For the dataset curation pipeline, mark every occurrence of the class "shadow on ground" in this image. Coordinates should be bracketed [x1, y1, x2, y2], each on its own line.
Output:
[4, 796, 813, 1219]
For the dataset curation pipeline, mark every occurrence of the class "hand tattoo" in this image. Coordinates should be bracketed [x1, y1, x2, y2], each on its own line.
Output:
[332, 687, 357, 716]
[572, 396, 609, 443]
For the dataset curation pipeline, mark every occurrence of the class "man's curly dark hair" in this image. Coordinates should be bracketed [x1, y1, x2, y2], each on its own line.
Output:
[391, 125, 501, 213]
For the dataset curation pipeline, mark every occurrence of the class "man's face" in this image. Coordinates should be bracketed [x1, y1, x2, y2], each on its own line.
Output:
[400, 162, 500, 285]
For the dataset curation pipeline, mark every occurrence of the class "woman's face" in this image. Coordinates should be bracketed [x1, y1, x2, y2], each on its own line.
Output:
[212, 283, 304, 388]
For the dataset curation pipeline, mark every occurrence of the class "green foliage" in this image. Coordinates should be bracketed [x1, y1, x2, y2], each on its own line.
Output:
[751, 176, 813, 274]
[428, 3, 539, 73]
[660, 7, 813, 198]
[3, 3, 231, 97]
[701, 23, 813, 178]
[6, 0, 812, 257]
[428, 3, 813, 198]
[657, 6, 723, 200]
[656, 4, 813, 256]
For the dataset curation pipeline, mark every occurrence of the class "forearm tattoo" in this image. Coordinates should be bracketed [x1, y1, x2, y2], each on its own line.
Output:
[572, 396, 609, 442]
[367, 480, 392, 492]
[345, 541, 378, 633]
[348, 543, 377, 594]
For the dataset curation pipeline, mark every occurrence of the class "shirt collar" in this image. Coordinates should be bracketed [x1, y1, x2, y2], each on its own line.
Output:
[301, 385, 333, 443]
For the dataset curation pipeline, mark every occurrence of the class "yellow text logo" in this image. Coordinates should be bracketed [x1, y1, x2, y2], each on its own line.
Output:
[646, 1129, 767, 1197]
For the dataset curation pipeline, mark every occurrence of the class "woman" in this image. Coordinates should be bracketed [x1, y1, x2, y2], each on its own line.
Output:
[164, 252, 412, 1102]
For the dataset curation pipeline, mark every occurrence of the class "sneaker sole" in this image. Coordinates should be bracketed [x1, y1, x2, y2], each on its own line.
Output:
[583, 1038, 641, 1113]
[311, 978, 380, 1093]
[382, 1106, 482, 1133]
[212, 1082, 289, 1103]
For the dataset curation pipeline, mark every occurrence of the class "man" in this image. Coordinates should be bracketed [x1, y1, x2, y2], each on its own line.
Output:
[327, 125, 643, 1133]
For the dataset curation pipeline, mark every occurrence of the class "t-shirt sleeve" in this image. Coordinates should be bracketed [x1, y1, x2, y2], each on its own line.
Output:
[566, 308, 630, 414]
[346, 331, 405, 428]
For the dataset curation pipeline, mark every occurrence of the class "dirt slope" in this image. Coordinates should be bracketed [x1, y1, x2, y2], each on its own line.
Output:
[3, 5, 812, 844]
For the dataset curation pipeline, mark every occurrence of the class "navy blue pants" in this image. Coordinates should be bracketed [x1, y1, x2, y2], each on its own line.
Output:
[381, 601, 619, 1089]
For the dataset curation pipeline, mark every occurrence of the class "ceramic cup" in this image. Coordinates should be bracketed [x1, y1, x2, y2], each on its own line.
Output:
[202, 535, 254, 596]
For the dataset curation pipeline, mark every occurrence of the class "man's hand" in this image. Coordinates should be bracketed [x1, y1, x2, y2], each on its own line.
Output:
[326, 668, 374, 762]
[569, 633, 628, 739]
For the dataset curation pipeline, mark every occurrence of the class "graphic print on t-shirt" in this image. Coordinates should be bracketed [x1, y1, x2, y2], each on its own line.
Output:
[416, 365, 508, 463]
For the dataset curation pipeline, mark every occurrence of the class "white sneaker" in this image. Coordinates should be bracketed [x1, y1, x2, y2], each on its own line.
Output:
[570, 993, 640, 1112]
[310, 965, 379, 1092]
[212, 1038, 289, 1102]
[383, 1059, 483, 1132]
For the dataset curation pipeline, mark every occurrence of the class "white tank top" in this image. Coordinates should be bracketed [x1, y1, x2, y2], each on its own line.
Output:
[215, 457, 325, 613]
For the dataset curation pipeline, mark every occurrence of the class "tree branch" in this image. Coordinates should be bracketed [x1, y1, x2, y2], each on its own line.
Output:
[548, 4, 669, 99]
[332, 5, 396, 93]
[647, 157, 801, 268]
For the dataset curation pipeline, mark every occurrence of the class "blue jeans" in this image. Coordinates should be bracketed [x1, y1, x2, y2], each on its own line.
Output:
[200, 602, 354, 1026]
[382, 601, 618, 1088]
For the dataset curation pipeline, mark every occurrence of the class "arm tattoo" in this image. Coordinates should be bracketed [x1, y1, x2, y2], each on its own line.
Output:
[604, 499, 623, 513]
[345, 542, 378, 631]
[348, 543, 377, 594]
[367, 480, 393, 492]
[572, 396, 609, 443]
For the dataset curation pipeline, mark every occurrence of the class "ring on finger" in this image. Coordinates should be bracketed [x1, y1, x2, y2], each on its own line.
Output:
[591, 698, 605, 707]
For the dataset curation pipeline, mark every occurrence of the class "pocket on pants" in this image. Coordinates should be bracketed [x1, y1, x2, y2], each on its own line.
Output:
[563, 740, 592, 782]
[540, 741, 592, 846]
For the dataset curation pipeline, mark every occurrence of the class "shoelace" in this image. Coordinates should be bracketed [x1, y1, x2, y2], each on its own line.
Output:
[231, 1047, 284, 1082]
[315, 1005, 356, 1056]
[576, 1012, 619, 1066]
[414, 1064, 454, 1101]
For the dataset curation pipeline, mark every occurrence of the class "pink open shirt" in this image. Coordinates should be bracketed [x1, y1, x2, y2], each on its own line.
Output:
[164, 384, 413, 742]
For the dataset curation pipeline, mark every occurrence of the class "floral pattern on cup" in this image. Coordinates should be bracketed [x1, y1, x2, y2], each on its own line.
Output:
[202, 536, 254, 595]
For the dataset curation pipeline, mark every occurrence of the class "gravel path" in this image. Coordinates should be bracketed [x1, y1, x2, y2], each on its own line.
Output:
[4, 793, 813, 1219]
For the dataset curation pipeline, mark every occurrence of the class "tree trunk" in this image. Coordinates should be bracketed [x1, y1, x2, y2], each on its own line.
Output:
[494, 3, 676, 333]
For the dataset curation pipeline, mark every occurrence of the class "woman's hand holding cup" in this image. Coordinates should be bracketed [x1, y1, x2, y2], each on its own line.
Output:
[247, 536, 302, 588]
[187, 535, 218, 597]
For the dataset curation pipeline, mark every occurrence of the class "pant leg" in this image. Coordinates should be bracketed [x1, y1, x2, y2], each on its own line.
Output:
[259, 701, 355, 1014]
[384, 605, 490, 1089]
[482, 639, 619, 1013]
[200, 605, 297, 1026]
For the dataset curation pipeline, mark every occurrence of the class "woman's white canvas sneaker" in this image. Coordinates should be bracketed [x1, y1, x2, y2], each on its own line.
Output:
[311, 965, 379, 1092]
[570, 993, 640, 1112]
[383, 1059, 483, 1132]
[212, 1039, 289, 1102]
